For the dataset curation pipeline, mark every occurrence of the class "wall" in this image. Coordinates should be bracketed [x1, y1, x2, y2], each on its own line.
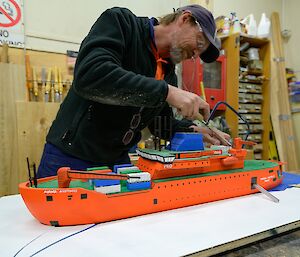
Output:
[15, 0, 299, 68]
[213, 0, 300, 73]
[213, 0, 300, 169]
[213, 0, 282, 25]
[22, 0, 296, 63]
[284, 0, 300, 170]
[23, 0, 189, 53]
[283, 0, 300, 73]
[213, 0, 300, 75]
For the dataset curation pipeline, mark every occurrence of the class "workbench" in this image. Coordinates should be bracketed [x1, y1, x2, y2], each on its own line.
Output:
[1, 186, 300, 257]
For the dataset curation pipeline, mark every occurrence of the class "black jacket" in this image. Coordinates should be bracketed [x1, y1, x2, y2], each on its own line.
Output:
[47, 7, 193, 163]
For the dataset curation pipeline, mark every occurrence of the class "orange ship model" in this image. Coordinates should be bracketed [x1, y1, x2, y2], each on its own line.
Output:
[19, 134, 283, 227]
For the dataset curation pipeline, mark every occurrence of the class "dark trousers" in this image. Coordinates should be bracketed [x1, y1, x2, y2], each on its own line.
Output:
[37, 143, 130, 178]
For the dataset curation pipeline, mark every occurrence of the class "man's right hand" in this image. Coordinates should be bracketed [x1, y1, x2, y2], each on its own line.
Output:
[166, 85, 210, 121]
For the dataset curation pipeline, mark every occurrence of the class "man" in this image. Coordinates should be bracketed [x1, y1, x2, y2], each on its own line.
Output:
[37, 4, 230, 178]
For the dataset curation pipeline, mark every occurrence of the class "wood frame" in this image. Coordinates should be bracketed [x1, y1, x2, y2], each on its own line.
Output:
[222, 33, 270, 160]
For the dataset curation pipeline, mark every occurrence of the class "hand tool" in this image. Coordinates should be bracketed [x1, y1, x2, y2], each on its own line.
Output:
[195, 113, 232, 146]
[58, 68, 63, 102]
[40, 68, 46, 102]
[25, 55, 33, 101]
[45, 68, 52, 102]
[32, 67, 38, 101]
[54, 66, 60, 102]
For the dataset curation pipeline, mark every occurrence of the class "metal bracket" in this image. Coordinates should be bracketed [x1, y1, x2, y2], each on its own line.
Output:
[235, 36, 240, 48]
[253, 183, 280, 203]
[273, 57, 285, 62]
[279, 114, 290, 120]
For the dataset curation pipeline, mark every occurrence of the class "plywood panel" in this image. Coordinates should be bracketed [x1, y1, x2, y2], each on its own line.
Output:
[223, 33, 239, 138]
[270, 12, 299, 171]
[260, 42, 271, 160]
[15, 102, 60, 192]
[292, 113, 300, 172]
[0, 46, 72, 76]
[0, 46, 73, 102]
[0, 64, 60, 196]
[0, 64, 26, 196]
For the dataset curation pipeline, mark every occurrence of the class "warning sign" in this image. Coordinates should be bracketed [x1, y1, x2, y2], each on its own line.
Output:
[0, 0, 24, 47]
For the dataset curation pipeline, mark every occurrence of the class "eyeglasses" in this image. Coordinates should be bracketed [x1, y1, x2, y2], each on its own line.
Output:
[122, 107, 144, 145]
[193, 19, 208, 57]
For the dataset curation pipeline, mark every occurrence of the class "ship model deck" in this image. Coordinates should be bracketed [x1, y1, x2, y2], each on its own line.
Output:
[19, 135, 283, 226]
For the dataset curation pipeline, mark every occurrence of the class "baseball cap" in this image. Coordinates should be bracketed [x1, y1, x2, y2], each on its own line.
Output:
[177, 5, 220, 63]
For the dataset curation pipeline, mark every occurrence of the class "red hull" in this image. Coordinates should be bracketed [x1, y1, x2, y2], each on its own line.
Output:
[19, 161, 283, 226]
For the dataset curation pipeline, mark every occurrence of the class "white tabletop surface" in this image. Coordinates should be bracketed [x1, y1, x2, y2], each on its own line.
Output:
[1, 188, 300, 257]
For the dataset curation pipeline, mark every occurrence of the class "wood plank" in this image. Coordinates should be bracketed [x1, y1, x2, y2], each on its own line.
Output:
[0, 44, 9, 63]
[270, 44, 285, 166]
[0, 48, 74, 195]
[270, 12, 299, 171]
[0, 63, 60, 195]
[292, 113, 300, 165]
[14, 102, 59, 193]
[223, 33, 240, 138]
[260, 42, 271, 160]
[239, 36, 270, 159]
[0, 46, 73, 81]
[0, 64, 26, 196]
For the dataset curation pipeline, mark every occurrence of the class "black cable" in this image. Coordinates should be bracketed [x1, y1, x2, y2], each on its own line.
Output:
[13, 232, 46, 257]
[206, 101, 251, 141]
[29, 224, 98, 257]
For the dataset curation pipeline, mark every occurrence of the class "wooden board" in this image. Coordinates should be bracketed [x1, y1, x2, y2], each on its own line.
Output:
[222, 34, 271, 159]
[0, 64, 26, 196]
[14, 102, 60, 194]
[292, 113, 300, 171]
[270, 12, 299, 171]
[0, 46, 73, 81]
[0, 63, 60, 195]
[0, 46, 73, 196]
[260, 41, 271, 160]
[0, 44, 9, 63]
[223, 33, 240, 138]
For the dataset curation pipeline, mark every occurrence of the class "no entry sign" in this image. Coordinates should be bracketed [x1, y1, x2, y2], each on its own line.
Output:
[0, 0, 24, 47]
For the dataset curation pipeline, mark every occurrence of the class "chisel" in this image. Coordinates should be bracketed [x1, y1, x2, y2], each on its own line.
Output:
[58, 68, 63, 102]
[32, 67, 38, 101]
[45, 68, 52, 102]
[54, 66, 60, 102]
[40, 68, 46, 102]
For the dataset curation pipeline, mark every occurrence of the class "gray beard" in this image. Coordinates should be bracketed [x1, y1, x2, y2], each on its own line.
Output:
[170, 47, 183, 64]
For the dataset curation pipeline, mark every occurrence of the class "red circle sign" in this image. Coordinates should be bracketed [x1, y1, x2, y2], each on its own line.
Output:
[0, 0, 21, 28]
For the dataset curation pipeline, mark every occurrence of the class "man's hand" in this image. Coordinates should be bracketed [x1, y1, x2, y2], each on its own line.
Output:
[189, 125, 231, 146]
[166, 85, 210, 121]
